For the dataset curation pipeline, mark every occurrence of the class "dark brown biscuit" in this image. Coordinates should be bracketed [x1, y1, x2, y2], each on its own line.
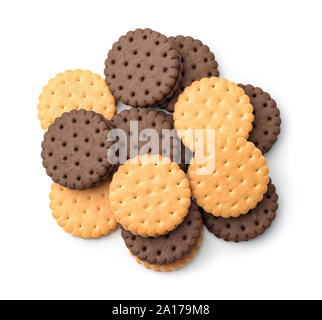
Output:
[41, 109, 115, 190]
[111, 108, 189, 171]
[202, 181, 278, 242]
[153, 55, 183, 106]
[121, 202, 202, 265]
[104, 28, 181, 107]
[160, 35, 219, 112]
[157, 112, 191, 172]
[238, 84, 281, 154]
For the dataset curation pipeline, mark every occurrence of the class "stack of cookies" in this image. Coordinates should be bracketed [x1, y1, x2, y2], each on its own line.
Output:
[38, 28, 281, 271]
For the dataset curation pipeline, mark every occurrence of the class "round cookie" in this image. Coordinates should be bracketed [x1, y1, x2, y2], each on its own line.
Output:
[131, 228, 203, 272]
[49, 181, 117, 239]
[238, 84, 281, 154]
[152, 56, 183, 106]
[104, 28, 181, 107]
[111, 108, 188, 171]
[109, 154, 191, 237]
[174, 77, 254, 152]
[121, 202, 202, 265]
[41, 109, 115, 190]
[161, 35, 219, 112]
[188, 136, 269, 218]
[202, 181, 278, 242]
[37, 69, 116, 130]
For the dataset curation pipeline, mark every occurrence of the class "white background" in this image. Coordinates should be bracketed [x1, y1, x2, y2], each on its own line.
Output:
[0, 0, 321, 300]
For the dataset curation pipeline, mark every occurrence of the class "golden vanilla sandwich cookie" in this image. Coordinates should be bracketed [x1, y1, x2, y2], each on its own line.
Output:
[49, 180, 117, 239]
[174, 77, 254, 152]
[109, 154, 191, 237]
[188, 136, 269, 218]
[38, 69, 116, 130]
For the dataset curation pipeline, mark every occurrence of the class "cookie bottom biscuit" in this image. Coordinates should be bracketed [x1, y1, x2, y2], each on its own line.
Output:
[202, 181, 278, 242]
[50, 181, 118, 239]
[131, 227, 203, 272]
[238, 83, 281, 154]
[160, 35, 219, 112]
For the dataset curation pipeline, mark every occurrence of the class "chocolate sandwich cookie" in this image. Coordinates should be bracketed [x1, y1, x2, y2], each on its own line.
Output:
[159, 112, 191, 171]
[202, 181, 278, 242]
[41, 109, 115, 190]
[238, 84, 281, 154]
[111, 108, 189, 171]
[104, 28, 182, 107]
[160, 35, 219, 112]
[131, 230, 203, 272]
[121, 203, 203, 265]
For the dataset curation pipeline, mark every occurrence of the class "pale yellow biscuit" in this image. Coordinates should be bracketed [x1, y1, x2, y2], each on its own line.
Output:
[49, 180, 118, 238]
[188, 136, 269, 218]
[109, 154, 191, 237]
[38, 69, 116, 130]
[174, 77, 254, 152]
[132, 227, 203, 272]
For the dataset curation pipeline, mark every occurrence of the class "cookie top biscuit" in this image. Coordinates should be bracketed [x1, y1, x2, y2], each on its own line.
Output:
[188, 136, 269, 218]
[104, 28, 181, 107]
[203, 181, 278, 242]
[37, 69, 116, 130]
[50, 180, 118, 238]
[131, 227, 203, 272]
[41, 109, 115, 190]
[111, 108, 188, 171]
[174, 77, 254, 152]
[109, 154, 191, 237]
[121, 202, 202, 265]
[238, 84, 281, 154]
[161, 36, 219, 112]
